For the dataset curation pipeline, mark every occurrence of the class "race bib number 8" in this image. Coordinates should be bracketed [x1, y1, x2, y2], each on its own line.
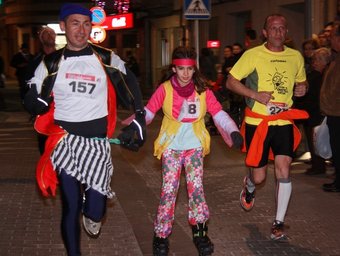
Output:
[178, 99, 200, 121]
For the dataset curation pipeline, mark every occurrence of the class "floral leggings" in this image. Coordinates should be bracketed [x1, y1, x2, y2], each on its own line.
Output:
[154, 147, 210, 238]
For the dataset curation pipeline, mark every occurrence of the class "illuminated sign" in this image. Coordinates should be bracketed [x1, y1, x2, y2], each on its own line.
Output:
[101, 13, 133, 30]
[207, 40, 220, 48]
[92, 0, 130, 15]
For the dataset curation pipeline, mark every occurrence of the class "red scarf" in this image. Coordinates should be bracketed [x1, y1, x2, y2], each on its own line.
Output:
[170, 76, 195, 98]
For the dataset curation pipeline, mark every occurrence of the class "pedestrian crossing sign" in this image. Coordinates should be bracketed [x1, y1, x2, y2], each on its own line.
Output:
[184, 0, 211, 20]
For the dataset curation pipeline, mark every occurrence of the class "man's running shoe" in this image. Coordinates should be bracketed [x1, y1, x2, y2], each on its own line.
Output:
[270, 220, 287, 241]
[83, 215, 101, 238]
[239, 177, 255, 211]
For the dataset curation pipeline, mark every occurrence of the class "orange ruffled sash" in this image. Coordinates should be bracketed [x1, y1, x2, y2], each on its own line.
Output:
[240, 107, 309, 167]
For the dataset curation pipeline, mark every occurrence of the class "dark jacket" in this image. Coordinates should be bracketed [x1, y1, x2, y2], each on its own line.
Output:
[24, 44, 143, 115]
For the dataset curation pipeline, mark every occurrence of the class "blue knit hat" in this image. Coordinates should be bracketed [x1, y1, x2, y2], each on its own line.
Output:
[59, 3, 92, 21]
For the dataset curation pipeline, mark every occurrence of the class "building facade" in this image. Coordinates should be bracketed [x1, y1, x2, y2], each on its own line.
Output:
[0, 0, 338, 94]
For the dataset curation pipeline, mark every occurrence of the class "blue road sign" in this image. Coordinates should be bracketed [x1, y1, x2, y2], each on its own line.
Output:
[184, 0, 211, 20]
[91, 7, 106, 25]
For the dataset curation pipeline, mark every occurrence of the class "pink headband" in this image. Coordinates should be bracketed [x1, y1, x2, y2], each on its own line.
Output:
[172, 59, 196, 66]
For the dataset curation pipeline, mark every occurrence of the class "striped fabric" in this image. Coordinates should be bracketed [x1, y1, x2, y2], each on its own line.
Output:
[51, 134, 114, 198]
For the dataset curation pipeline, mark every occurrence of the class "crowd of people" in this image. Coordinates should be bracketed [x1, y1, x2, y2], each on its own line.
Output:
[290, 21, 339, 192]
[4, 2, 338, 255]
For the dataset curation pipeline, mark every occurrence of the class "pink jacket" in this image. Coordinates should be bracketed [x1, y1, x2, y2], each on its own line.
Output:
[121, 83, 240, 148]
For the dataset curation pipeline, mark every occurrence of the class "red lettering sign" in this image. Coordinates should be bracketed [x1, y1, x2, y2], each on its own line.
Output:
[101, 13, 134, 30]
[207, 40, 220, 48]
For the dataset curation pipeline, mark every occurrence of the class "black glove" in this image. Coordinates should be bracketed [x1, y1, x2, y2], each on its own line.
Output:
[118, 110, 146, 151]
[231, 131, 243, 149]
[24, 84, 52, 115]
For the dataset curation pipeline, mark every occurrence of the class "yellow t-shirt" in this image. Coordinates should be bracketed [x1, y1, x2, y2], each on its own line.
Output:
[230, 44, 306, 125]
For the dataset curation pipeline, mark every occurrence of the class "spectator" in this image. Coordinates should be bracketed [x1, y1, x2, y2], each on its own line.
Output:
[232, 42, 244, 62]
[227, 43, 246, 127]
[10, 43, 33, 102]
[26, 26, 57, 82]
[25, 26, 57, 155]
[320, 21, 340, 192]
[295, 47, 332, 175]
[125, 50, 140, 78]
[245, 29, 261, 49]
[318, 22, 334, 48]
[301, 38, 320, 74]
[220, 45, 236, 105]
[221, 45, 235, 82]
[294, 38, 320, 159]
[199, 47, 217, 82]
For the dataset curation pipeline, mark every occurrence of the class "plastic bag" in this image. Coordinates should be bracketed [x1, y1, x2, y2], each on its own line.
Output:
[313, 117, 332, 159]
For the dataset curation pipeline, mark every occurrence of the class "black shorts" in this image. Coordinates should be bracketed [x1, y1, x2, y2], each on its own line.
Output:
[245, 123, 294, 168]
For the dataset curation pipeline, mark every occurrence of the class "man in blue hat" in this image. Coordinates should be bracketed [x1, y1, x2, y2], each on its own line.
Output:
[24, 3, 146, 255]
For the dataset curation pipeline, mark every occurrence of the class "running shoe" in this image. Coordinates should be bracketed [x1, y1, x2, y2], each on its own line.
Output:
[83, 215, 101, 238]
[270, 220, 287, 241]
[239, 177, 255, 211]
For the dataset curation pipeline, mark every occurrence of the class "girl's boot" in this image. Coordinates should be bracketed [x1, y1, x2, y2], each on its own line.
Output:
[192, 223, 214, 256]
[153, 235, 169, 256]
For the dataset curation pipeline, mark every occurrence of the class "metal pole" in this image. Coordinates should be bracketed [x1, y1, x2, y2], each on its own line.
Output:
[305, 0, 312, 39]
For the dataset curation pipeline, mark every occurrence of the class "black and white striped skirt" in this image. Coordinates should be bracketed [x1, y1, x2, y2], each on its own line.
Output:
[51, 134, 114, 198]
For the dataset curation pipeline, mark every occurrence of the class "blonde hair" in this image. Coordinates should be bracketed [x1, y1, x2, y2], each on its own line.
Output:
[312, 47, 331, 65]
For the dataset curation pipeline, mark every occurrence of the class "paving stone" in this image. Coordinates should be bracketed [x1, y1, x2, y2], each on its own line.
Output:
[1, 84, 340, 255]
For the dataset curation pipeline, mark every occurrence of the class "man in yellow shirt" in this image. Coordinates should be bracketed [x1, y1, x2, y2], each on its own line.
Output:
[226, 14, 308, 241]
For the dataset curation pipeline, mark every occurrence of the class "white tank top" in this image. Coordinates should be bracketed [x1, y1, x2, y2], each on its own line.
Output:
[53, 55, 108, 122]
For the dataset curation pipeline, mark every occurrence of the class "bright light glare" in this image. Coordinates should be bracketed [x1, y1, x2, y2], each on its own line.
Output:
[47, 23, 64, 34]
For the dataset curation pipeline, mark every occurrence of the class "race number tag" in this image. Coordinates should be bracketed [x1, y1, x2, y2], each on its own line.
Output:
[267, 102, 289, 115]
[178, 98, 200, 121]
[66, 73, 97, 97]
